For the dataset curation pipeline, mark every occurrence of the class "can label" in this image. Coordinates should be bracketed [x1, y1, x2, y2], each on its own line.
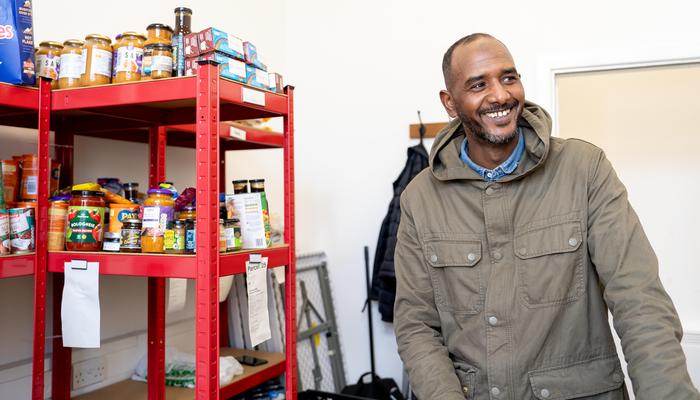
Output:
[47, 201, 68, 251]
[9, 207, 35, 253]
[0, 209, 10, 254]
[66, 206, 104, 244]
[108, 205, 140, 233]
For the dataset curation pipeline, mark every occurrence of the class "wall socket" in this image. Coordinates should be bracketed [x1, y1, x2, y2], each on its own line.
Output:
[72, 356, 107, 389]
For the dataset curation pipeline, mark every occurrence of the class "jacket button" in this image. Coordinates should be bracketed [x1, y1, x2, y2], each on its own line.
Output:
[490, 386, 500, 396]
[568, 238, 578, 247]
[467, 253, 477, 262]
[493, 251, 502, 260]
[518, 247, 527, 256]
[540, 388, 550, 398]
[462, 386, 469, 394]
[612, 372, 623, 383]
[430, 254, 438, 263]
[488, 316, 498, 326]
[485, 187, 495, 195]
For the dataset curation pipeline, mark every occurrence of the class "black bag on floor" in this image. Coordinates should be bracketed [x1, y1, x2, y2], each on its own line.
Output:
[341, 372, 404, 400]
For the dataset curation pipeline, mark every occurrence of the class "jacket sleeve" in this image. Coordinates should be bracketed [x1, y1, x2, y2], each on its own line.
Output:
[394, 193, 465, 400]
[587, 151, 700, 399]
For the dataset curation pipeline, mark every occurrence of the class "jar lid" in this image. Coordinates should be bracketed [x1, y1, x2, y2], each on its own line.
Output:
[122, 218, 142, 226]
[147, 23, 173, 32]
[145, 43, 173, 51]
[120, 31, 147, 41]
[249, 179, 265, 183]
[39, 41, 64, 48]
[63, 39, 84, 47]
[173, 219, 186, 227]
[225, 218, 237, 224]
[174, 6, 193, 13]
[181, 205, 196, 211]
[71, 190, 105, 197]
[123, 182, 139, 188]
[232, 179, 248, 184]
[147, 188, 173, 195]
[49, 195, 71, 202]
[104, 232, 121, 239]
[85, 34, 112, 43]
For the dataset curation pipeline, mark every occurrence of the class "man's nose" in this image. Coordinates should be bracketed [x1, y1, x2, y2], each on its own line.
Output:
[486, 82, 510, 104]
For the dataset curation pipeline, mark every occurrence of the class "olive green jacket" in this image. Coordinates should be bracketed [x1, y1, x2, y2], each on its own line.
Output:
[394, 101, 699, 399]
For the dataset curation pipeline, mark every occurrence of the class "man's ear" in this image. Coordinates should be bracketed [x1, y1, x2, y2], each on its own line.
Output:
[439, 90, 457, 119]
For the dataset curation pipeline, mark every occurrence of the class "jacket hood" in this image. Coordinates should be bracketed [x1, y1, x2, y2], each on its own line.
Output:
[429, 100, 552, 182]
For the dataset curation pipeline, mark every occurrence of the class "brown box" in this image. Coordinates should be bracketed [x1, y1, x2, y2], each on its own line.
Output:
[183, 32, 199, 58]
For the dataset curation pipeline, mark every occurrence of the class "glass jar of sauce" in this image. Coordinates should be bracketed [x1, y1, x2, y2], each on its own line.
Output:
[142, 43, 173, 80]
[81, 34, 113, 86]
[36, 41, 63, 89]
[113, 32, 146, 83]
[185, 219, 196, 254]
[142, 188, 175, 253]
[120, 218, 142, 253]
[165, 219, 186, 254]
[65, 190, 106, 251]
[249, 179, 265, 193]
[178, 205, 196, 220]
[58, 39, 84, 89]
[232, 179, 248, 194]
[146, 23, 173, 45]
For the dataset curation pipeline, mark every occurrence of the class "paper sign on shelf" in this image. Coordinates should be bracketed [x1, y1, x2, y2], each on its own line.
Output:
[246, 255, 271, 346]
[271, 266, 285, 284]
[242, 87, 266, 107]
[62, 260, 101, 348]
[166, 278, 188, 313]
[229, 125, 247, 141]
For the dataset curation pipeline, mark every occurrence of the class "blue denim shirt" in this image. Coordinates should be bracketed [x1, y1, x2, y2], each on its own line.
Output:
[460, 128, 525, 182]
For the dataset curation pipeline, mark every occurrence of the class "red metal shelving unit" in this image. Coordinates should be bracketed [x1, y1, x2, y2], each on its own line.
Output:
[0, 79, 51, 400]
[36, 64, 297, 399]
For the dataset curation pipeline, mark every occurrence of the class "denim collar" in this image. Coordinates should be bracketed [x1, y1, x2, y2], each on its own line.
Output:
[460, 128, 525, 182]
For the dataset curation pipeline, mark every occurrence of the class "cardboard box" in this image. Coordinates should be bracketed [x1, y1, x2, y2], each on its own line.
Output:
[196, 27, 244, 60]
[225, 193, 271, 249]
[268, 72, 283, 93]
[242, 41, 267, 71]
[245, 65, 270, 90]
[186, 52, 246, 84]
[183, 32, 199, 58]
[0, 0, 35, 85]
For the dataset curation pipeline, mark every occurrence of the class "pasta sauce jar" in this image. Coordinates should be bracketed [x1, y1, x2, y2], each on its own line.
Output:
[142, 188, 174, 253]
[113, 32, 146, 83]
[58, 39, 84, 89]
[36, 41, 63, 89]
[146, 23, 173, 45]
[142, 43, 173, 80]
[65, 190, 105, 251]
[81, 34, 113, 86]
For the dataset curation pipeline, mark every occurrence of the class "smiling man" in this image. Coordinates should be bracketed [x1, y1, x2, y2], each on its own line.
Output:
[393, 34, 699, 399]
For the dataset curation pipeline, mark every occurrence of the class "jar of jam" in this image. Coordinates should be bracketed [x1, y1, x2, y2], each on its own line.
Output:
[178, 205, 196, 220]
[249, 179, 265, 193]
[142, 188, 175, 253]
[36, 41, 63, 89]
[58, 39, 84, 89]
[65, 190, 106, 251]
[165, 219, 186, 254]
[232, 179, 248, 194]
[120, 218, 142, 252]
[142, 43, 173, 80]
[146, 23, 173, 45]
[81, 34, 113, 86]
[113, 32, 146, 83]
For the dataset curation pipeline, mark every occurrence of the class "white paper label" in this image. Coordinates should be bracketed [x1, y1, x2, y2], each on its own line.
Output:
[89, 48, 113, 77]
[142, 206, 161, 229]
[242, 87, 266, 106]
[36, 54, 59, 80]
[151, 55, 173, 72]
[59, 53, 83, 79]
[227, 34, 244, 55]
[24, 175, 37, 195]
[229, 126, 247, 141]
[10, 213, 29, 232]
[228, 59, 246, 78]
[246, 255, 271, 347]
[115, 46, 144, 74]
[255, 69, 270, 87]
[62, 260, 101, 348]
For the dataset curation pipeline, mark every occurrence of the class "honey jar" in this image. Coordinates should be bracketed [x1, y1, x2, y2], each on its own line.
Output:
[146, 23, 173, 45]
[142, 43, 173, 80]
[58, 39, 84, 89]
[81, 34, 113, 86]
[113, 32, 146, 83]
[36, 41, 63, 89]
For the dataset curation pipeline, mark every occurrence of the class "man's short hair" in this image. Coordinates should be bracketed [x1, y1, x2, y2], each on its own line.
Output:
[442, 33, 495, 88]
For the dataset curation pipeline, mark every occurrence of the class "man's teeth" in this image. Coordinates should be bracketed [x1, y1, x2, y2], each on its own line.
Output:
[485, 108, 511, 118]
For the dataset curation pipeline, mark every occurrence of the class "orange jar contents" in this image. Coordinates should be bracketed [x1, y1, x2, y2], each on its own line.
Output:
[20, 154, 38, 201]
[141, 188, 175, 253]
[112, 32, 146, 83]
[48, 196, 70, 251]
[142, 43, 173, 80]
[81, 34, 113, 86]
[36, 41, 63, 89]
[146, 23, 173, 45]
[65, 190, 105, 251]
[177, 205, 196, 220]
[58, 39, 84, 89]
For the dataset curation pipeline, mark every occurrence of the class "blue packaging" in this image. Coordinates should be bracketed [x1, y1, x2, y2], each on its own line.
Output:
[196, 51, 246, 83]
[197, 27, 244, 61]
[0, 0, 35, 85]
[242, 41, 267, 71]
[245, 65, 269, 90]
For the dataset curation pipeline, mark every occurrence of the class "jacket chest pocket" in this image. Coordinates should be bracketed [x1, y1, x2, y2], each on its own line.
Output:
[424, 239, 484, 314]
[515, 219, 585, 308]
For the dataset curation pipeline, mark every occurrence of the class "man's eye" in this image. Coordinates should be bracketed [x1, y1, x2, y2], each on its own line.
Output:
[470, 82, 485, 90]
[503, 75, 518, 83]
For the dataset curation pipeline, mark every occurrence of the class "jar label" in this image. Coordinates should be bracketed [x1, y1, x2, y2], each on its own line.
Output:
[185, 228, 196, 252]
[66, 206, 104, 244]
[173, 231, 185, 251]
[37, 54, 60, 80]
[115, 46, 144, 74]
[59, 53, 82, 79]
[142, 205, 173, 236]
[152, 55, 173, 73]
[120, 228, 141, 249]
[90, 48, 113, 77]
[164, 229, 175, 250]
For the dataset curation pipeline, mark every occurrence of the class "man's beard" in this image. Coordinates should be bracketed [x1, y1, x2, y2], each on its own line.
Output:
[457, 103, 519, 145]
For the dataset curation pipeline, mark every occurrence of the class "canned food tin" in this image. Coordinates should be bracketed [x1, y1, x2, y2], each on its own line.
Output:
[48, 197, 69, 251]
[0, 209, 10, 254]
[9, 207, 35, 253]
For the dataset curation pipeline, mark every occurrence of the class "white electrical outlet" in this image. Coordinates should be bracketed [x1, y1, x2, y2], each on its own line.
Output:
[72, 356, 107, 389]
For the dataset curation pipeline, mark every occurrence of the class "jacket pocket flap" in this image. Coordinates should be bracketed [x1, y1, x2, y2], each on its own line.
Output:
[515, 220, 582, 259]
[424, 241, 481, 267]
[528, 355, 624, 400]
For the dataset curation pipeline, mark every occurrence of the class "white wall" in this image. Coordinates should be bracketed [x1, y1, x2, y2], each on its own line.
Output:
[284, 0, 700, 391]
